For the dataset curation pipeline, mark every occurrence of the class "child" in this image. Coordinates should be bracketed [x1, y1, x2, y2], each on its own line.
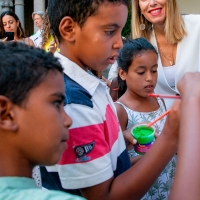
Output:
[169, 72, 200, 200]
[0, 41, 84, 200]
[115, 38, 177, 199]
[42, 1, 180, 199]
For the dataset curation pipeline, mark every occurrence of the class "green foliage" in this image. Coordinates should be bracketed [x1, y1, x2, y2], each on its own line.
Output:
[122, 2, 132, 38]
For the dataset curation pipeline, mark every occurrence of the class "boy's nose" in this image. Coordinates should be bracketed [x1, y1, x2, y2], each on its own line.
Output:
[64, 112, 72, 128]
[113, 36, 123, 50]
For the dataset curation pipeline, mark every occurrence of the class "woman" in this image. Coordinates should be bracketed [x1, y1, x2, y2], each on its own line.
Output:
[30, 11, 45, 48]
[132, 0, 200, 109]
[0, 11, 34, 46]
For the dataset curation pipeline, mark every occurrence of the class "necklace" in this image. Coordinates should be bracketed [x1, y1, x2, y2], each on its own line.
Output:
[155, 33, 176, 66]
[159, 47, 174, 66]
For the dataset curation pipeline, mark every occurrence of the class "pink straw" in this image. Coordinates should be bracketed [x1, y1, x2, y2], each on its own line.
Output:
[148, 93, 181, 99]
[147, 109, 171, 128]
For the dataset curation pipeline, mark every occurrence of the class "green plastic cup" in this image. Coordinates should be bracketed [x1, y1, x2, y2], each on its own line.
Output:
[131, 123, 155, 155]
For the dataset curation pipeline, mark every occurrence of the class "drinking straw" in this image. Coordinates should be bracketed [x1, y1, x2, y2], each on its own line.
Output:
[147, 109, 171, 128]
[148, 93, 181, 99]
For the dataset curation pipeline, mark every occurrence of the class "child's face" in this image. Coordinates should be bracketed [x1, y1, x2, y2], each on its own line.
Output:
[68, 2, 128, 71]
[15, 71, 72, 166]
[121, 50, 158, 97]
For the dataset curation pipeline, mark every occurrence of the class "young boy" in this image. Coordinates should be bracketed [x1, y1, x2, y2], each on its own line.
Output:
[0, 42, 84, 200]
[42, 1, 180, 199]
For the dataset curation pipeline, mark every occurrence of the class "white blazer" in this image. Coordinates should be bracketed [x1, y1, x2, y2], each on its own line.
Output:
[150, 15, 200, 109]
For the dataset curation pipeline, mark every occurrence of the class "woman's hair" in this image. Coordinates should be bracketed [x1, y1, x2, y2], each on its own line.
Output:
[32, 11, 45, 20]
[132, 0, 186, 44]
[117, 37, 158, 98]
[42, 10, 53, 48]
[0, 11, 25, 39]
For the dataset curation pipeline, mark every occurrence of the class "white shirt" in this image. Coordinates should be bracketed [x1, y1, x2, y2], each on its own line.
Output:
[30, 29, 42, 48]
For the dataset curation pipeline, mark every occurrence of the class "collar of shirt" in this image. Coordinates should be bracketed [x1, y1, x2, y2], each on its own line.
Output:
[0, 177, 38, 190]
[55, 52, 104, 96]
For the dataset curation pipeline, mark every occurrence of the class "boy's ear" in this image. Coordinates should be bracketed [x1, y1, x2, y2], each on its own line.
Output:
[118, 68, 126, 81]
[59, 16, 76, 42]
[0, 96, 18, 132]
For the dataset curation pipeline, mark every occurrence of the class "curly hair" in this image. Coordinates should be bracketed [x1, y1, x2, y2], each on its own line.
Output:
[42, 10, 52, 48]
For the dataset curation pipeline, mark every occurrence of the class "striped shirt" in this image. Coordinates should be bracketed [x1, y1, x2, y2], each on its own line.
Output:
[45, 53, 131, 189]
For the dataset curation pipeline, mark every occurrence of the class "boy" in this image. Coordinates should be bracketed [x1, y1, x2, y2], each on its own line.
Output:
[0, 42, 84, 200]
[42, 1, 180, 199]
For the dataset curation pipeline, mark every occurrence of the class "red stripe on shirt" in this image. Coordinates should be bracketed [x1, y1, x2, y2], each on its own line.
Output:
[59, 104, 119, 164]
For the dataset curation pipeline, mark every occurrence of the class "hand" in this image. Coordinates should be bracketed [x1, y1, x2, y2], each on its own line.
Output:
[49, 41, 57, 53]
[102, 76, 111, 88]
[3, 37, 7, 42]
[177, 72, 200, 99]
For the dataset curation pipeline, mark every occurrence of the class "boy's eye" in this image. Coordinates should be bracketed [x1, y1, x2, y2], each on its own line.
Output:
[105, 30, 114, 35]
[54, 100, 63, 108]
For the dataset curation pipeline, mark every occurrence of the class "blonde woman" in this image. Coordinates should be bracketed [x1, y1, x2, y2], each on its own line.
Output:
[0, 11, 34, 46]
[132, 0, 200, 109]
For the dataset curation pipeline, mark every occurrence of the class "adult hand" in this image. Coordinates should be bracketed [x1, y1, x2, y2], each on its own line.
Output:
[3, 37, 7, 42]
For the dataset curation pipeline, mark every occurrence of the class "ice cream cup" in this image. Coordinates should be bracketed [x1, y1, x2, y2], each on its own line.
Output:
[131, 123, 155, 155]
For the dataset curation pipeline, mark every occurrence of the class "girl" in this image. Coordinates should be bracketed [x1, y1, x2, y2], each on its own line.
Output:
[115, 38, 176, 200]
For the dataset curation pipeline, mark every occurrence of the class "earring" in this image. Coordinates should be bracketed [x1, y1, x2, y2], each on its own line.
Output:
[140, 14, 145, 31]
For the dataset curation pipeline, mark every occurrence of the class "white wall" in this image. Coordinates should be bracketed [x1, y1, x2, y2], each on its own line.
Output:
[177, 0, 200, 14]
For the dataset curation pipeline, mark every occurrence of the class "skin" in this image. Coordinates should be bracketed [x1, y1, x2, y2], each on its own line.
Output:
[139, 0, 167, 28]
[59, 2, 126, 72]
[169, 73, 200, 200]
[33, 14, 43, 30]
[139, 0, 177, 66]
[58, 2, 180, 200]
[0, 71, 72, 178]
[2, 15, 19, 40]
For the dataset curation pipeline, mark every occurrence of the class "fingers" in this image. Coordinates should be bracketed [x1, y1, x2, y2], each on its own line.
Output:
[123, 128, 137, 145]
[3, 37, 8, 41]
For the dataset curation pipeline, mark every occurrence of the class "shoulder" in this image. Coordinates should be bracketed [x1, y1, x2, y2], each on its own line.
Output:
[183, 14, 200, 25]
[63, 74, 93, 108]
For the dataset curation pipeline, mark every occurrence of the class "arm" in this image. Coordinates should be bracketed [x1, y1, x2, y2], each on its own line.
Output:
[25, 37, 35, 47]
[169, 72, 200, 200]
[81, 101, 180, 200]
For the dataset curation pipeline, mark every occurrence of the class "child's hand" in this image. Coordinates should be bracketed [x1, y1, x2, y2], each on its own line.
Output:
[177, 72, 200, 99]
[123, 127, 137, 146]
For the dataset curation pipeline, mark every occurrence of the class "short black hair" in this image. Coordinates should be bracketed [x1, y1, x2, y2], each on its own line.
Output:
[0, 42, 63, 106]
[117, 37, 158, 97]
[48, 0, 129, 41]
